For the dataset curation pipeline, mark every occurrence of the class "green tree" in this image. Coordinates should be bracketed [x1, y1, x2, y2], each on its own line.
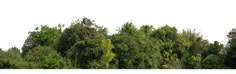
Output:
[140, 25, 154, 34]
[57, 17, 114, 68]
[67, 38, 114, 68]
[111, 23, 161, 69]
[187, 54, 202, 69]
[179, 29, 209, 69]
[29, 25, 61, 46]
[22, 25, 61, 55]
[0, 47, 30, 68]
[208, 41, 224, 55]
[150, 25, 183, 69]
[225, 28, 236, 68]
[119, 22, 137, 36]
[24, 46, 72, 69]
[111, 33, 161, 69]
[183, 29, 209, 55]
[151, 25, 178, 41]
[202, 54, 224, 69]
[57, 18, 107, 56]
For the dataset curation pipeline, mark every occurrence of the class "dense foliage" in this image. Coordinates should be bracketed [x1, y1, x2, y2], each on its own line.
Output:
[0, 17, 235, 69]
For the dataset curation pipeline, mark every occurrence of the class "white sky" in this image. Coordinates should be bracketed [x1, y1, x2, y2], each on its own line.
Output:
[0, 0, 236, 50]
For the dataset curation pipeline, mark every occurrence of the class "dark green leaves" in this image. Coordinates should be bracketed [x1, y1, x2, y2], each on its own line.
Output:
[202, 54, 224, 69]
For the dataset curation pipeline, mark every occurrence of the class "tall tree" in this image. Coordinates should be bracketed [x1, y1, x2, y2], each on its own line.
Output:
[151, 25, 183, 69]
[180, 29, 209, 69]
[225, 28, 236, 68]
[111, 22, 161, 69]
[57, 18, 107, 56]
[57, 17, 114, 68]
[22, 25, 61, 55]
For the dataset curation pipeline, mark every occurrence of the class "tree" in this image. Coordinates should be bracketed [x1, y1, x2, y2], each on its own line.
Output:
[57, 17, 114, 68]
[22, 25, 61, 55]
[0, 48, 6, 68]
[111, 23, 161, 69]
[67, 38, 114, 68]
[151, 25, 178, 42]
[57, 17, 107, 56]
[225, 28, 236, 68]
[111, 33, 161, 69]
[119, 22, 137, 36]
[179, 29, 209, 69]
[187, 54, 202, 69]
[29, 25, 61, 46]
[24, 46, 72, 69]
[140, 25, 154, 34]
[208, 41, 224, 55]
[150, 25, 183, 69]
[21, 36, 38, 56]
[139, 25, 155, 38]
[182, 29, 209, 55]
[202, 54, 224, 69]
[0, 47, 30, 68]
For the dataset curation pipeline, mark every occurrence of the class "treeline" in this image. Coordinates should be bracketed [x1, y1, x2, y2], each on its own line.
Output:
[0, 17, 236, 69]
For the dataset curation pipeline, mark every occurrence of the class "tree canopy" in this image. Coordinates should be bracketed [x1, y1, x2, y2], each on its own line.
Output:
[0, 17, 235, 69]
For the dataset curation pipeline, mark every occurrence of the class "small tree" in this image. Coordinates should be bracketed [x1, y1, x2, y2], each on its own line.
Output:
[24, 46, 72, 69]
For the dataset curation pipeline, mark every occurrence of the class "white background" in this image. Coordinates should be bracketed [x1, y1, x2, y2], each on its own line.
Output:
[1, 0, 236, 50]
